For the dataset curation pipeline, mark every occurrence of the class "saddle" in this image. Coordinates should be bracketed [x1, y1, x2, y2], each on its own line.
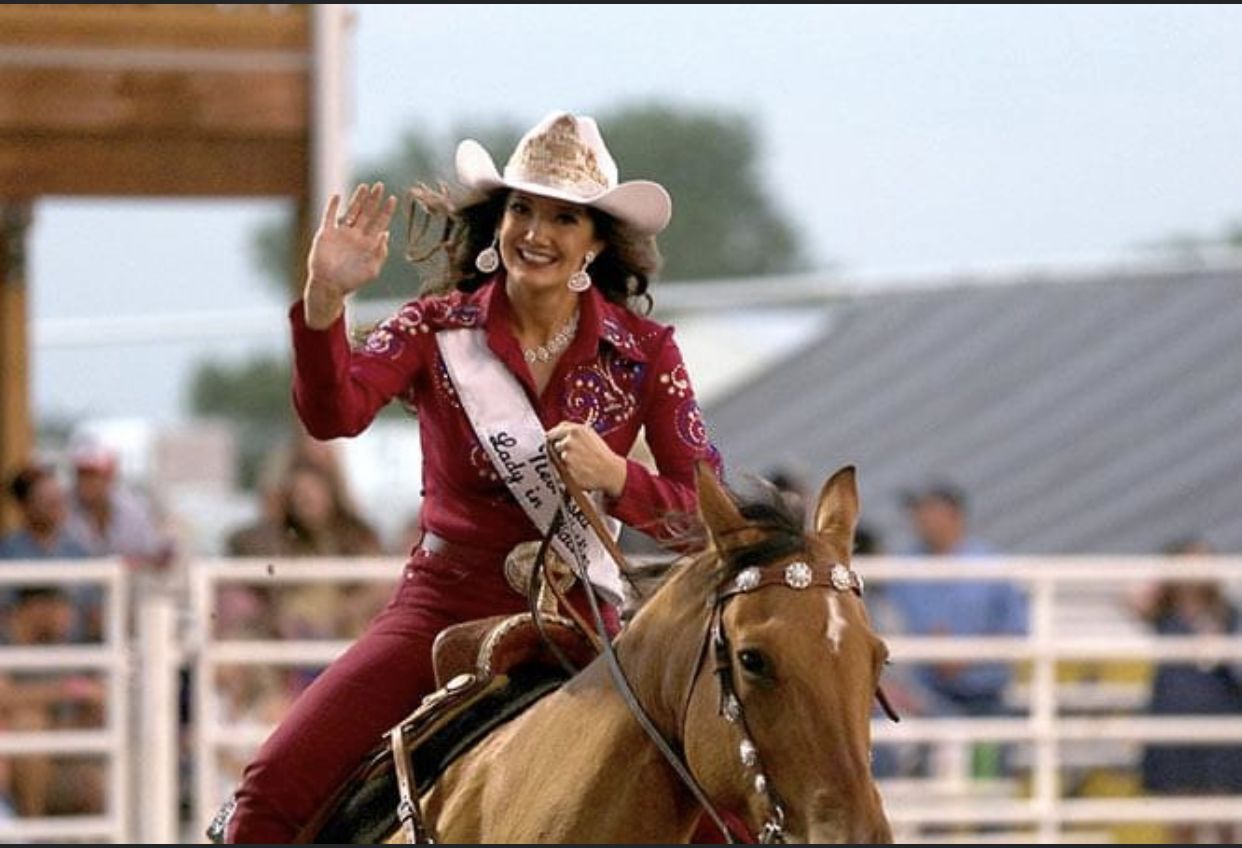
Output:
[431, 611, 600, 688]
[207, 545, 600, 844]
[299, 613, 597, 843]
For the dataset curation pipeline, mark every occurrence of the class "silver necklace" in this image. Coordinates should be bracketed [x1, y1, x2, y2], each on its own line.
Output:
[522, 309, 580, 364]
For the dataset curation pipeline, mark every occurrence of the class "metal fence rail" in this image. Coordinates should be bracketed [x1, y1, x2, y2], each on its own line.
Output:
[187, 557, 401, 838]
[4, 555, 1242, 843]
[864, 556, 1242, 842]
[0, 560, 129, 843]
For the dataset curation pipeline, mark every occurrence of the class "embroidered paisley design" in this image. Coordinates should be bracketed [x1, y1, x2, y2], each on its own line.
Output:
[675, 397, 711, 450]
[600, 317, 644, 361]
[659, 362, 691, 400]
[425, 299, 483, 329]
[564, 357, 642, 434]
[361, 298, 483, 359]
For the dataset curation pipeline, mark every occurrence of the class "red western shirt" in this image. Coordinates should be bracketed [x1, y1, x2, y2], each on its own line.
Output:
[290, 277, 723, 556]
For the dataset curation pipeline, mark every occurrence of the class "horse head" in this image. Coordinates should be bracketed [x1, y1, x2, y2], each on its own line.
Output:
[621, 465, 892, 843]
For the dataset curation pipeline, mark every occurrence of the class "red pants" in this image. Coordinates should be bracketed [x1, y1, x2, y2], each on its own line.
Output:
[227, 545, 618, 843]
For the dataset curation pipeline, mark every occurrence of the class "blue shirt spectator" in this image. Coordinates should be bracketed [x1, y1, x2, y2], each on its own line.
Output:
[885, 536, 1027, 711]
[883, 482, 1027, 715]
[0, 530, 90, 561]
[1, 464, 96, 642]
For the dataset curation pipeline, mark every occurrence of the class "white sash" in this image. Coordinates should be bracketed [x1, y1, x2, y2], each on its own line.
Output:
[436, 328, 624, 603]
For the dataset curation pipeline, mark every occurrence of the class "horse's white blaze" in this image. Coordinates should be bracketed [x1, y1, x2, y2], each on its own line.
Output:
[826, 595, 847, 653]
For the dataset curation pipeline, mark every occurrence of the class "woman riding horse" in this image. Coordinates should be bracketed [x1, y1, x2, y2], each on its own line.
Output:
[397, 465, 894, 843]
[221, 111, 724, 842]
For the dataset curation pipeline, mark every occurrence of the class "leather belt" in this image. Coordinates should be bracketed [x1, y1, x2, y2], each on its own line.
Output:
[418, 530, 507, 568]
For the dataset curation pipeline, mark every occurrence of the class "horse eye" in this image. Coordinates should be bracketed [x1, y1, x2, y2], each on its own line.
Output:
[737, 649, 771, 678]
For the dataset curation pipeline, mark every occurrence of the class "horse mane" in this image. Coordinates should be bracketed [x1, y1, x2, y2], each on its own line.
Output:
[625, 487, 808, 611]
[724, 499, 808, 575]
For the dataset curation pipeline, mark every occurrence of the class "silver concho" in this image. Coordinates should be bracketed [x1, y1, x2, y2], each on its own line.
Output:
[739, 738, 758, 768]
[754, 774, 768, 794]
[723, 695, 742, 723]
[830, 563, 854, 592]
[734, 567, 762, 592]
[783, 561, 813, 590]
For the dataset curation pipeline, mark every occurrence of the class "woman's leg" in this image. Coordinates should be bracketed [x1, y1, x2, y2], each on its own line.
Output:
[224, 548, 619, 842]
[226, 551, 495, 843]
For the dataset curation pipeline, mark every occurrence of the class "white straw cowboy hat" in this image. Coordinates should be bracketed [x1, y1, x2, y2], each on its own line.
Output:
[455, 111, 672, 236]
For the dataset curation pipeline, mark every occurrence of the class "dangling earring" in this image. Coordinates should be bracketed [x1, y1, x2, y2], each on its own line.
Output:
[567, 251, 595, 292]
[475, 234, 500, 274]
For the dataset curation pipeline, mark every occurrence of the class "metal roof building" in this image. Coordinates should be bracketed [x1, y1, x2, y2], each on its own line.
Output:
[701, 264, 1242, 554]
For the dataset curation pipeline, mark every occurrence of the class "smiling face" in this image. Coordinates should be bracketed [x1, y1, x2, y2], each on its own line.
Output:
[497, 191, 605, 294]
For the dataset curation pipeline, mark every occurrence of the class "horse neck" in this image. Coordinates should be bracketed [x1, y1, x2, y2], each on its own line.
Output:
[428, 622, 716, 844]
[612, 552, 719, 742]
[534, 659, 712, 842]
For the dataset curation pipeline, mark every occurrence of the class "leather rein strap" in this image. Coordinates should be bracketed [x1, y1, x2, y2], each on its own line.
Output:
[389, 721, 434, 843]
[543, 446, 745, 843]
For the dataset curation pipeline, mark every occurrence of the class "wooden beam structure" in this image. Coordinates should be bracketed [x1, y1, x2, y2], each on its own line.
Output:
[0, 203, 30, 530]
[0, 4, 320, 530]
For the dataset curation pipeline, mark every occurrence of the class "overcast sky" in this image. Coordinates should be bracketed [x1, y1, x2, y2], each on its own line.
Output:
[28, 4, 1242, 424]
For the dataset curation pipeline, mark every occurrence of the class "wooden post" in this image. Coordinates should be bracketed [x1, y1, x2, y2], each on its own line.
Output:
[0, 201, 31, 533]
[292, 194, 313, 299]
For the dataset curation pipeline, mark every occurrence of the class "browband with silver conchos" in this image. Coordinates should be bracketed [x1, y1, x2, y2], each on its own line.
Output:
[720, 560, 864, 600]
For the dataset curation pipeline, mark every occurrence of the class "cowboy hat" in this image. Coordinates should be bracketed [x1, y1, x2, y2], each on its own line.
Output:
[455, 111, 672, 236]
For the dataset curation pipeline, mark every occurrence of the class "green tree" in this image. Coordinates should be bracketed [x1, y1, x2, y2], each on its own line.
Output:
[598, 102, 807, 279]
[253, 122, 522, 303]
[1137, 218, 1242, 262]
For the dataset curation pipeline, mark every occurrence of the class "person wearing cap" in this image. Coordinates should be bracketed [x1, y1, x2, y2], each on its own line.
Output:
[1, 464, 94, 638]
[874, 482, 1026, 779]
[223, 112, 723, 842]
[1, 466, 103, 817]
[63, 442, 169, 569]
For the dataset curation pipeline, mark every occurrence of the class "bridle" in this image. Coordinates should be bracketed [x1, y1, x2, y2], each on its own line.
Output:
[701, 558, 872, 842]
[541, 450, 898, 844]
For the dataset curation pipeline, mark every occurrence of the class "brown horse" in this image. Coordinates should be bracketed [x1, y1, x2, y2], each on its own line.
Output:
[394, 465, 892, 843]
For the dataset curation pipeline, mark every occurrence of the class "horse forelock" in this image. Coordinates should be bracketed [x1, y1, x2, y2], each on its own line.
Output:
[718, 499, 810, 579]
[629, 492, 812, 610]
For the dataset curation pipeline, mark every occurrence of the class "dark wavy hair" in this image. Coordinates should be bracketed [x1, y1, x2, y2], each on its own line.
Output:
[405, 184, 662, 313]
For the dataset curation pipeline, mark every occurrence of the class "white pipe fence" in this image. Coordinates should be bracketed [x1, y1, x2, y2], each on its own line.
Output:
[864, 557, 1242, 843]
[0, 559, 129, 843]
[187, 557, 401, 840]
[3, 555, 1241, 842]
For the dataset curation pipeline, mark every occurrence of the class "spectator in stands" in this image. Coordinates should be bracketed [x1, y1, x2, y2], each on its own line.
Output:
[227, 457, 379, 559]
[0, 463, 90, 562]
[224, 458, 384, 708]
[0, 756, 14, 821]
[872, 481, 1026, 782]
[1140, 537, 1242, 839]
[1, 463, 95, 641]
[884, 481, 1027, 717]
[0, 588, 106, 817]
[229, 431, 362, 555]
[64, 440, 172, 569]
[854, 522, 882, 557]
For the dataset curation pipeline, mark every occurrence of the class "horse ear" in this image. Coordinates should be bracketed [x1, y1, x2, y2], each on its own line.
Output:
[695, 462, 746, 545]
[814, 465, 859, 546]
